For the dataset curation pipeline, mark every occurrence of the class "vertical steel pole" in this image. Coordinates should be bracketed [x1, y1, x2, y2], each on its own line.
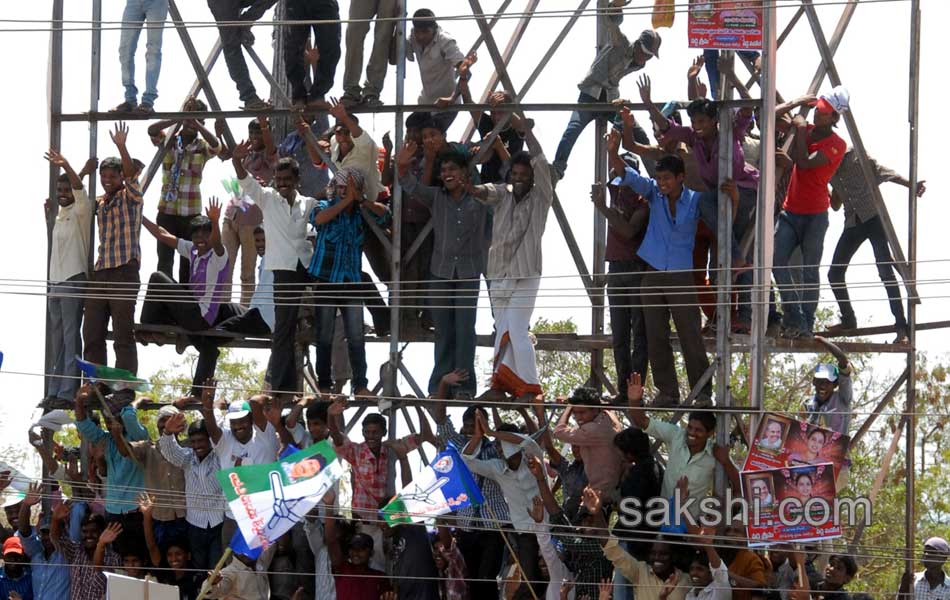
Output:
[714, 51, 734, 496]
[904, 0, 921, 579]
[43, 0, 64, 514]
[386, 3, 408, 398]
[88, 0, 102, 271]
[750, 0, 777, 439]
[591, 0, 608, 391]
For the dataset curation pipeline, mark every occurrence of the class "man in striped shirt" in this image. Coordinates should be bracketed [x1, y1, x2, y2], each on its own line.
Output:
[158, 411, 226, 571]
[308, 167, 390, 397]
[82, 122, 143, 405]
[471, 145, 554, 404]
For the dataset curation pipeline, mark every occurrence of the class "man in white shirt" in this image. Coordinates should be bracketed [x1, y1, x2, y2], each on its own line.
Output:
[683, 530, 730, 600]
[42, 151, 96, 408]
[233, 145, 318, 400]
[471, 148, 554, 404]
[139, 199, 240, 397]
[200, 388, 281, 546]
[462, 413, 548, 600]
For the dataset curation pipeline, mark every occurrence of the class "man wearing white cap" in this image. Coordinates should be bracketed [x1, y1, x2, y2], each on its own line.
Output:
[126, 404, 186, 547]
[200, 387, 281, 545]
[773, 86, 850, 338]
[462, 413, 549, 599]
[899, 537, 950, 600]
[803, 336, 852, 436]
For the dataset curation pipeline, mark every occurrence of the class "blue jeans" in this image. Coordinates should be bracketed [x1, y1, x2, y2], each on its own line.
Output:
[315, 290, 368, 390]
[703, 49, 760, 99]
[188, 522, 223, 571]
[698, 186, 756, 322]
[773, 210, 829, 333]
[427, 276, 479, 396]
[554, 91, 639, 177]
[47, 274, 85, 400]
[607, 260, 648, 395]
[119, 0, 169, 106]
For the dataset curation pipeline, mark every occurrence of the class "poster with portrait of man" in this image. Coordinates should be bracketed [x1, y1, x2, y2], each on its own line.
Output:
[742, 463, 842, 546]
[743, 413, 851, 483]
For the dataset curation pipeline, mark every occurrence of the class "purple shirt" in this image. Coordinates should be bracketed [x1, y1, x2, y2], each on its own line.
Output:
[661, 110, 759, 190]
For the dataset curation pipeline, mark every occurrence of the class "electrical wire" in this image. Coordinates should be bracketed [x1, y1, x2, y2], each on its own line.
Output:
[0, 0, 920, 34]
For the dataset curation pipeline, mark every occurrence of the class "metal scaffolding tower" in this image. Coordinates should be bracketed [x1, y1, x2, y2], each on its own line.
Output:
[43, 0, 927, 574]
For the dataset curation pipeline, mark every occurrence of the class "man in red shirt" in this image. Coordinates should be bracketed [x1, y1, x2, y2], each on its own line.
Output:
[772, 86, 849, 338]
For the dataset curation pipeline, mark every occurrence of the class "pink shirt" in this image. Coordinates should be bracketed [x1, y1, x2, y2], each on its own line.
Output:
[553, 410, 625, 496]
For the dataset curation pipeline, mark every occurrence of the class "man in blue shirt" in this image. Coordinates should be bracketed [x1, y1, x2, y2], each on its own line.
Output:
[17, 486, 70, 600]
[607, 129, 712, 407]
[308, 167, 390, 397]
[74, 384, 145, 527]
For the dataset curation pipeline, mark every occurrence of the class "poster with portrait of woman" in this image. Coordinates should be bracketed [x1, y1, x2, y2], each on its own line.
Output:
[743, 413, 851, 484]
[743, 463, 842, 546]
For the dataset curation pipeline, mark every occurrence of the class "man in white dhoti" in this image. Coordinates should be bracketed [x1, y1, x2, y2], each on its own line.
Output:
[470, 144, 554, 403]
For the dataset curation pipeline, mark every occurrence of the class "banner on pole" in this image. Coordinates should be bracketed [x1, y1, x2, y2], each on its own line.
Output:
[688, 0, 764, 50]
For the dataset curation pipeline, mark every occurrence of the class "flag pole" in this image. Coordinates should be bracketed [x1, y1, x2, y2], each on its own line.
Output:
[91, 384, 143, 470]
[484, 503, 541, 600]
[196, 547, 233, 600]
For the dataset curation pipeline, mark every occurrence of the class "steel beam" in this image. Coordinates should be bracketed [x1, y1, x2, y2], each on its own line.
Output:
[590, 0, 608, 391]
[166, 0, 235, 149]
[850, 369, 908, 446]
[750, 0, 778, 434]
[905, 0, 921, 578]
[801, 0, 917, 304]
[386, 1, 408, 398]
[714, 51, 735, 496]
[461, 0, 540, 143]
[847, 414, 906, 553]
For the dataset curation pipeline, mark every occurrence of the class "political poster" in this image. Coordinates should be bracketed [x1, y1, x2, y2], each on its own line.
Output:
[741, 464, 843, 547]
[688, 0, 764, 51]
[744, 412, 850, 483]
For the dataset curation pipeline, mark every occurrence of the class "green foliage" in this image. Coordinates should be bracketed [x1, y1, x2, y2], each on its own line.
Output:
[531, 317, 616, 399]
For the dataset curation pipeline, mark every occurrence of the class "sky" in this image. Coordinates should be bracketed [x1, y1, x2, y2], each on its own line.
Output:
[0, 0, 946, 480]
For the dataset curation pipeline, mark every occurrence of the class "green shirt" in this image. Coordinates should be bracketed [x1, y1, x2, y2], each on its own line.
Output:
[646, 419, 715, 516]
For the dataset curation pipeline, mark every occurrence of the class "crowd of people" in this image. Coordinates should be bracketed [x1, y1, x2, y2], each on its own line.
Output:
[1, 1, 937, 599]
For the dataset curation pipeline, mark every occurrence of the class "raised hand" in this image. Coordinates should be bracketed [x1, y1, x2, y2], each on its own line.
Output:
[138, 492, 154, 516]
[99, 522, 123, 545]
[606, 129, 621, 155]
[560, 578, 577, 600]
[591, 183, 607, 209]
[720, 179, 739, 204]
[916, 180, 927, 197]
[527, 495, 544, 523]
[206, 196, 222, 222]
[232, 139, 253, 161]
[382, 131, 393, 153]
[200, 378, 218, 411]
[659, 572, 678, 599]
[687, 55, 705, 79]
[328, 397, 348, 417]
[44, 149, 70, 168]
[304, 44, 320, 67]
[526, 454, 545, 481]
[328, 97, 348, 122]
[23, 481, 43, 507]
[620, 106, 636, 129]
[626, 373, 643, 404]
[397, 140, 418, 171]
[599, 577, 614, 600]
[164, 412, 187, 435]
[110, 121, 130, 147]
[441, 369, 470, 387]
[343, 173, 360, 205]
[637, 75, 653, 105]
[52, 502, 71, 522]
[384, 439, 410, 458]
[295, 117, 311, 135]
[581, 486, 603, 515]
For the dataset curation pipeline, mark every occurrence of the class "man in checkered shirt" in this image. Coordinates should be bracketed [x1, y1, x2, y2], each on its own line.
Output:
[899, 537, 950, 600]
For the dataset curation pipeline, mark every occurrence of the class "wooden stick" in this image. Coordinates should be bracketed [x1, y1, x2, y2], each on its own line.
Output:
[483, 503, 541, 600]
[196, 547, 233, 600]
